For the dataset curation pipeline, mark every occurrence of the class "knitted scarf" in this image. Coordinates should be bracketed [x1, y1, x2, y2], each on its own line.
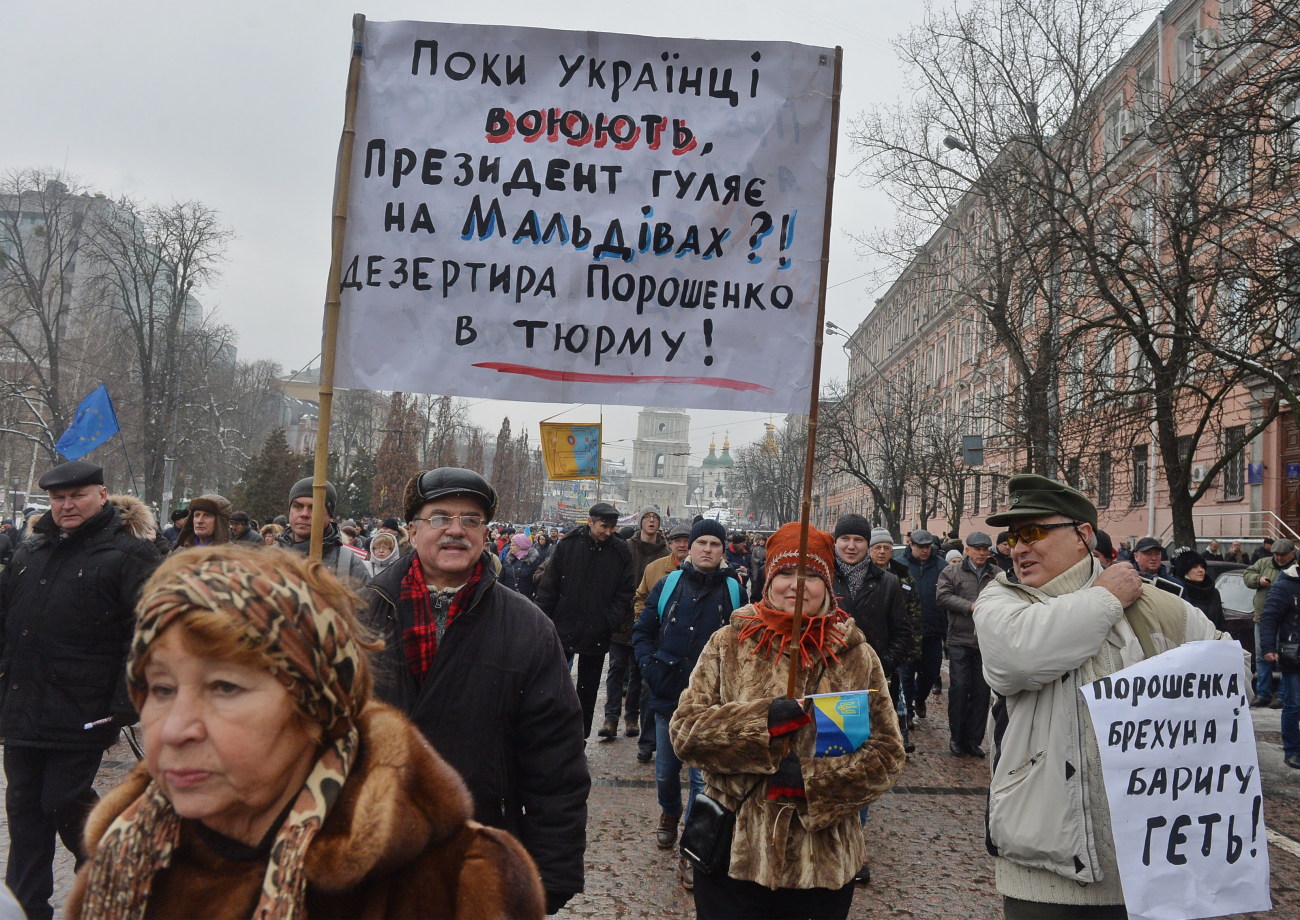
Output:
[400, 555, 482, 684]
[834, 556, 874, 602]
[734, 597, 851, 669]
[78, 550, 365, 920]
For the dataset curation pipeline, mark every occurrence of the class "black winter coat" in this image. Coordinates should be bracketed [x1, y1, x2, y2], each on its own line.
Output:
[833, 562, 912, 674]
[1261, 565, 1300, 674]
[632, 563, 741, 717]
[0, 503, 160, 749]
[905, 549, 946, 638]
[361, 551, 591, 901]
[535, 526, 635, 656]
[500, 547, 542, 599]
[1176, 576, 1226, 631]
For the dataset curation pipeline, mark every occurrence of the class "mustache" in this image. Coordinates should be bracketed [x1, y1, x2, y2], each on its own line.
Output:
[437, 538, 473, 549]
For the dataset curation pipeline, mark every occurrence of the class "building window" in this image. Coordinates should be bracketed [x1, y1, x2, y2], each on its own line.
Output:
[1176, 27, 1202, 84]
[1131, 178, 1155, 243]
[1132, 444, 1149, 505]
[1136, 59, 1160, 120]
[1223, 426, 1246, 500]
[1220, 0, 1252, 39]
[654, 454, 666, 478]
[1277, 92, 1300, 162]
[1098, 451, 1113, 508]
[1219, 136, 1250, 197]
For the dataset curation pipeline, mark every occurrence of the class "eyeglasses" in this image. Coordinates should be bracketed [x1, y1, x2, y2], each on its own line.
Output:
[410, 514, 486, 531]
[1005, 521, 1081, 548]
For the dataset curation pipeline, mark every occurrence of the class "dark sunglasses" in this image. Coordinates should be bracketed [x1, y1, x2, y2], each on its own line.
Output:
[1005, 521, 1082, 548]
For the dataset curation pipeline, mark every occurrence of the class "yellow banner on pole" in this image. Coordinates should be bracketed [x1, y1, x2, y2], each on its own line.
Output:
[539, 423, 602, 481]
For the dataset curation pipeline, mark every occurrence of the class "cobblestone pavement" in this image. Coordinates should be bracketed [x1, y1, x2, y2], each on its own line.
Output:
[10, 662, 1300, 919]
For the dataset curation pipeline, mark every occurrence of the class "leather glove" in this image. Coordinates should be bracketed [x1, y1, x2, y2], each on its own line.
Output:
[545, 890, 574, 915]
[767, 697, 812, 737]
[766, 752, 806, 801]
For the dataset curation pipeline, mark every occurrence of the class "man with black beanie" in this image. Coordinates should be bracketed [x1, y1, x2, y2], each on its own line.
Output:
[276, 476, 370, 585]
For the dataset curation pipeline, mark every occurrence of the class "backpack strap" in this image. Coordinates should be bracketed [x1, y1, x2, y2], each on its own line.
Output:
[658, 569, 684, 622]
[726, 577, 742, 611]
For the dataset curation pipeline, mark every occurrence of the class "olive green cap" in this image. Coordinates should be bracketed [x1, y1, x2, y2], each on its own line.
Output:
[986, 474, 1098, 528]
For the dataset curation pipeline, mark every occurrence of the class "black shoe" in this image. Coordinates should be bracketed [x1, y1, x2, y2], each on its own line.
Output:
[636, 749, 653, 763]
[964, 744, 986, 758]
[1251, 696, 1271, 708]
[853, 863, 871, 885]
[1286, 755, 1300, 769]
[1270, 697, 1285, 710]
[915, 700, 927, 719]
[903, 740, 916, 754]
[950, 741, 965, 757]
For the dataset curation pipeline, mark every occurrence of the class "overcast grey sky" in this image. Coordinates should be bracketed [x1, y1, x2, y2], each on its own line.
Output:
[8, 0, 923, 473]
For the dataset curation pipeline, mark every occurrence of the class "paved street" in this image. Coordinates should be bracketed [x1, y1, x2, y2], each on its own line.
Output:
[13, 661, 1300, 919]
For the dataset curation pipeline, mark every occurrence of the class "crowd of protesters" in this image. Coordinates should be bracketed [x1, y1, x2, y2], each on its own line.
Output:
[0, 458, 1286, 919]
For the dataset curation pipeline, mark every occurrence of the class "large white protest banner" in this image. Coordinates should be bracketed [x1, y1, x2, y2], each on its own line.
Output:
[334, 20, 836, 413]
[1080, 640, 1270, 920]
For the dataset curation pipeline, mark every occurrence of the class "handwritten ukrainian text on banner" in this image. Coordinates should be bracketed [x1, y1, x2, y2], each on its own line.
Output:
[335, 20, 835, 413]
[1080, 640, 1270, 920]
[539, 422, 601, 480]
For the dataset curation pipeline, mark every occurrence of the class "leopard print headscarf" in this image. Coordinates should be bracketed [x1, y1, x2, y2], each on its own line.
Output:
[79, 548, 365, 920]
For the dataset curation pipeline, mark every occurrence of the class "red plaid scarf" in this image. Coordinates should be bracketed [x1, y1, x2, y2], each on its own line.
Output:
[399, 555, 483, 684]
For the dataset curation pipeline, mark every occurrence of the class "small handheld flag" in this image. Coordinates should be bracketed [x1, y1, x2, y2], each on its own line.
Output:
[56, 385, 121, 461]
[809, 690, 873, 757]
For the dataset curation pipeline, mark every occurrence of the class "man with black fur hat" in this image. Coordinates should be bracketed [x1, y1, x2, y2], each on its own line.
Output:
[0, 460, 161, 919]
[276, 476, 370, 585]
[975, 474, 1241, 918]
[537, 501, 636, 739]
[362, 467, 590, 915]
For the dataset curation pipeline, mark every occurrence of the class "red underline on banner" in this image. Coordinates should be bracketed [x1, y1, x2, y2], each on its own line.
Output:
[472, 363, 772, 393]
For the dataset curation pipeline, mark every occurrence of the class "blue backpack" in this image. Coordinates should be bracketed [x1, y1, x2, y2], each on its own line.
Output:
[657, 569, 743, 621]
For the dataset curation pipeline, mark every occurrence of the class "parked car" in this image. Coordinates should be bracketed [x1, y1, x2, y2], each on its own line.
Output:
[1210, 561, 1253, 655]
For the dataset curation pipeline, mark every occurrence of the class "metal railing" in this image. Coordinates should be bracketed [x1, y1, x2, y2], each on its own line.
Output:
[1159, 510, 1300, 546]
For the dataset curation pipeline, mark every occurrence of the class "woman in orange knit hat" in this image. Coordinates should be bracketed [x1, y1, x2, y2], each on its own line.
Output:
[670, 522, 906, 919]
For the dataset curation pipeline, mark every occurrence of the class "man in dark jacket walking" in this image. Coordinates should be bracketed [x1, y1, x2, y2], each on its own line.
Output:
[601, 508, 668, 740]
[536, 502, 636, 739]
[361, 467, 590, 914]
[632, 518, 741, 889]
[0, 460, 160, 920]
[832, 515, 911, 687]
[276, 477, 370, 586]
[936, 531, 997, 757]
[904, 529, 946, 717]
[1261, 561, 1300, 769]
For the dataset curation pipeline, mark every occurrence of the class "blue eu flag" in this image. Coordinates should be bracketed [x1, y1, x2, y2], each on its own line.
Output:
[56, 385, 121, 461]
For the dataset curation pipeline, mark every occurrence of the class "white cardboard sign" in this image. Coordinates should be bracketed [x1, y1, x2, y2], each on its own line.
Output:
[334, 20, 835, 412]
[1080, 640, 1271, 920]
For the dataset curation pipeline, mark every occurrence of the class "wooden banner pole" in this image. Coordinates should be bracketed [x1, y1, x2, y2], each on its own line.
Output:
[785, 46, 844, 701]
[310, 13, 366, 561]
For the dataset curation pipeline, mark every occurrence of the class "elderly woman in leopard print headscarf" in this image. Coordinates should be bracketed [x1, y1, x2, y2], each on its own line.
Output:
[66, 544, 543, 920]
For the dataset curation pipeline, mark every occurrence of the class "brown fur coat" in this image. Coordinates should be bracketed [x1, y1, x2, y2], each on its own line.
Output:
[670, 606, 906, 891]
[66, 702, 545, 919]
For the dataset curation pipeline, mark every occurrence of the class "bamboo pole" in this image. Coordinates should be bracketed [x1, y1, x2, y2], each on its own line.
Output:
[310, 14, 366, 561]
[784, 46, 844, 702]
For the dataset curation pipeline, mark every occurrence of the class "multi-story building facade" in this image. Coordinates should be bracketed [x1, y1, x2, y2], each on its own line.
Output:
[824, 0, 1300, 550]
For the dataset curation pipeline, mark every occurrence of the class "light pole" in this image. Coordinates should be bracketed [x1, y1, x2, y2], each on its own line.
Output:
[825, 321, 891, 386]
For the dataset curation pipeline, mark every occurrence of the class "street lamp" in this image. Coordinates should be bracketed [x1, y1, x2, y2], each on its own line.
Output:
[10, 476, 19, 524]
[825, 321, 890, 385]
[942, 135, 969, 153]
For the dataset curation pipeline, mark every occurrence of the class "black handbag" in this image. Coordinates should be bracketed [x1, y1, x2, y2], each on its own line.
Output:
[680, 783, 761, 876]
[1279, 640, 1300, 669]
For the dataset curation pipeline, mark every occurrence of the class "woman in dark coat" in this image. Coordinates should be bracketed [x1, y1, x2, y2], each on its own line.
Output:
[1172, 549, 1226, 630]
[501, 534, 542, 599]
